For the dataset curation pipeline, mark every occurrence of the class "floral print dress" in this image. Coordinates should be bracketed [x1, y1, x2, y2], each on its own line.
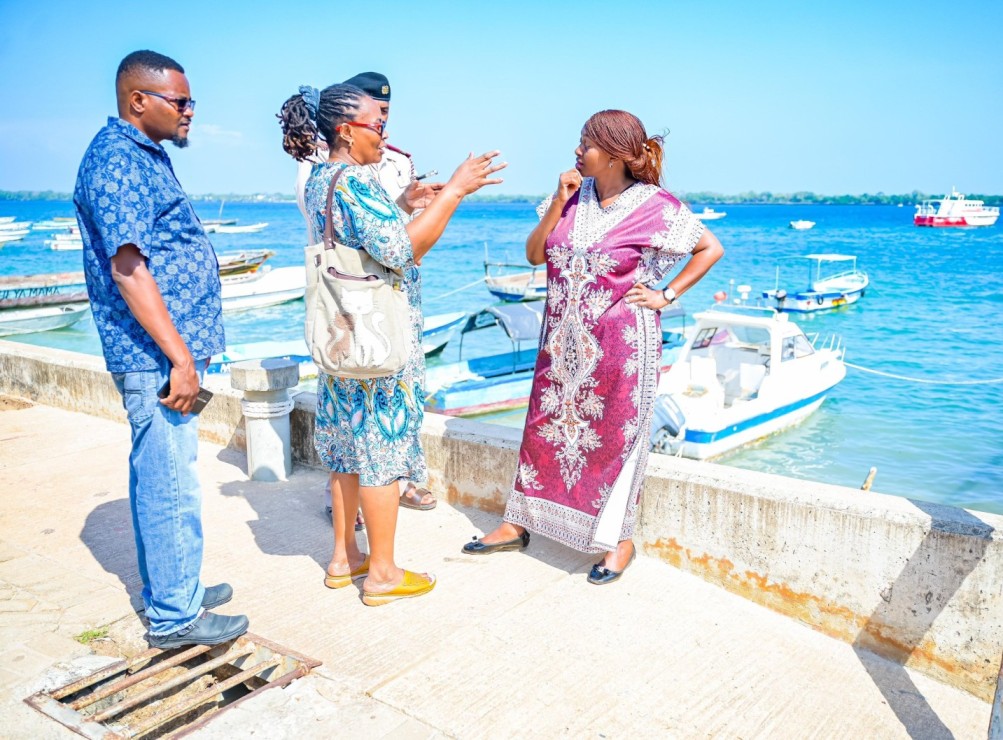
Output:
[304, 162, 426, 487]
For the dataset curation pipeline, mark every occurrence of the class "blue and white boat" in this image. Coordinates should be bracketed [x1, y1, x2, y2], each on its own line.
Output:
[650, 305, 845, 460]
[422, 310, 468, 356]
[761, 254, 868, 313]
[483, 246, 546, 302]
[426, 303, 688, 417]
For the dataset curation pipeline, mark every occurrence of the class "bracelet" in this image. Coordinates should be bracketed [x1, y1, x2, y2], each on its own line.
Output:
[662, 286, 677, 304]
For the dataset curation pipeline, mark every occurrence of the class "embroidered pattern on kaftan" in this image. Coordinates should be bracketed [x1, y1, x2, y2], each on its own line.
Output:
[305, 163, 427, 487]
[503, 179, 703, 552]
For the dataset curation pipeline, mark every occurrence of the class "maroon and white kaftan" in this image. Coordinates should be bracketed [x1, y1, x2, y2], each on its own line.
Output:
[502, 179, 704, 553]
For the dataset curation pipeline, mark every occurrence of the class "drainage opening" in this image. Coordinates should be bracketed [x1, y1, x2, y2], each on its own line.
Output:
[25, 633, 321, 738]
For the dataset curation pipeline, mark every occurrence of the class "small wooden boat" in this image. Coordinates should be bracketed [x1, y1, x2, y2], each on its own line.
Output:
[212, 222, 269, 234]
[483, 247, 546, 302]
[31, 218, 76, 230]
[216, 250, 275, 277]
[762, 254, 868, 313]
[0, 272, 88, 309]
[220, 266, 305, 312]
[0, 302, 91, 337]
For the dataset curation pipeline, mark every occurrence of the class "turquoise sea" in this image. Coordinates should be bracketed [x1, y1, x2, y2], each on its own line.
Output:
[2, 199, 1001, 514]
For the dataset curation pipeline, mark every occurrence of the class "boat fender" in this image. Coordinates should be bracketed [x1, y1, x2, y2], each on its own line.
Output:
[649, 394, 686, 445]
[816, 294, 824, 305]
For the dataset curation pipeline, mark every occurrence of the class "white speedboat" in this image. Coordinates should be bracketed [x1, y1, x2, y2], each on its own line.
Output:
[695, 207, 727, 221]
[47, 238, 83, 251]
[914, 188, 999, 227]
[31, 218, 76, 230]
[0, 302, 91, 337]
[0, 231, 29, 245]
[789, 219, 815, 230]
[0, 221, 33, 233]
[220, 266, 306, 312]
[212, 222, 269, 234]
[650, 305, 845, 460]
[762, 254, 868, 313]
[0, 216, 15, 225]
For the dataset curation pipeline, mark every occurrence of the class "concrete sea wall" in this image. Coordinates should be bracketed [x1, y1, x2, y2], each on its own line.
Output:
[2, 340, 1000, 701]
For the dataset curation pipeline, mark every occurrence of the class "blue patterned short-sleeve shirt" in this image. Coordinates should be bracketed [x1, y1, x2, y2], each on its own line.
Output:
[74, 117, 225, 372]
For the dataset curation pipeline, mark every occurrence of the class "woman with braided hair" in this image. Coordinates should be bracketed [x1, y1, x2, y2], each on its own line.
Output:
[278, 83, 506, 605]
[462, 110, 724, 585]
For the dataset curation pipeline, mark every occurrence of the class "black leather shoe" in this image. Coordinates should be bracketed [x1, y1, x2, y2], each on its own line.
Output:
[201, 583, 232, 610]
[587, 547, 637, 585]
[462, 530, 530, 555]
[147, 611, 249, 650]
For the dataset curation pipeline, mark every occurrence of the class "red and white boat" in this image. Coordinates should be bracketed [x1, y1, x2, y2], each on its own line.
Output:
[914, 189, 999, 227]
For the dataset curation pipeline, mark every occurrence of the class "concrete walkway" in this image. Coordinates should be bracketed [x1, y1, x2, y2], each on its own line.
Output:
[0, 401, 991, 738]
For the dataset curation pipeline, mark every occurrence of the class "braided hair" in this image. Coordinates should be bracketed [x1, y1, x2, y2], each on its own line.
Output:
[582, 110, 665, 187]
[277, 83, 368, 161]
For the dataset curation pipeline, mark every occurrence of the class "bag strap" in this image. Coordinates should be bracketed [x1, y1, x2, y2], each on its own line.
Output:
[322, 165, 346, 252]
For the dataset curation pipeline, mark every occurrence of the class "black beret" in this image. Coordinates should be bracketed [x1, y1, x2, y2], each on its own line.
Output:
[342, 72, 391, 101]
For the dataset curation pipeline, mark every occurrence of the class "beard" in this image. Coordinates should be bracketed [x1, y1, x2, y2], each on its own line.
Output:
[170, 131, 190, 148]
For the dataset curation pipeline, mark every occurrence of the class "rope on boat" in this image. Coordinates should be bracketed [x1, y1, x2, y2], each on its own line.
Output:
[844, 361, 1003, 386]
[425, 276, 486, 302]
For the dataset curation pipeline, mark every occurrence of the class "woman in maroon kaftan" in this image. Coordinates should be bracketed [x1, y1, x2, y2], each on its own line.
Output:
[463, 110, 724, 583]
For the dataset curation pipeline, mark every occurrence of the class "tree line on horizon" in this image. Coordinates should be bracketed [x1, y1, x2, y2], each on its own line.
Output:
[1, 189, 999, 206]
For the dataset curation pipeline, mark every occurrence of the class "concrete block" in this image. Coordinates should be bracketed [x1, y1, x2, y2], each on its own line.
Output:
[229, 358, 299, 392]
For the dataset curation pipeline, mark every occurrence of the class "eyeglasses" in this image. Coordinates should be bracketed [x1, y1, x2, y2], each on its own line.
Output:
[344, 119, 386, 137]
[140, 90, 196, 113]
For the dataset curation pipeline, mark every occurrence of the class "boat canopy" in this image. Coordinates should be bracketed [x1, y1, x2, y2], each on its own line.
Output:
[801, 254, 857, 262]
[461, 302, 544, 342]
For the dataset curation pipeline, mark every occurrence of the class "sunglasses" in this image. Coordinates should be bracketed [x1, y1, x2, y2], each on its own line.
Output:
[344, 119, 386, 137]
[140, 90, 196, 113]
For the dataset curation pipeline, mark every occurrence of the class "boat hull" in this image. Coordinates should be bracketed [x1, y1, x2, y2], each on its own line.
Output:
[676, 392, 829, 460]
[220, 267, 306, 312]
[914, 214, 999, 227]
[764, 287, 865, 313]
[0, 303, 91, 336]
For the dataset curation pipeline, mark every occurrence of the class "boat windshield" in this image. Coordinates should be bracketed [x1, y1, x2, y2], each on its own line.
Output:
[691, 324, 770, 354]
[781, 334, 814, 362]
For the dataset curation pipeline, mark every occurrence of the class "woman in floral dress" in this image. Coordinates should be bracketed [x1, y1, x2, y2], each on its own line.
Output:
[279, 82, 505, 604]
[463, 110, 724, 584]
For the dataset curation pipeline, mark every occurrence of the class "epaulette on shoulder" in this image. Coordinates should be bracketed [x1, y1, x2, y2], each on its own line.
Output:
[386, 143, 412, 159]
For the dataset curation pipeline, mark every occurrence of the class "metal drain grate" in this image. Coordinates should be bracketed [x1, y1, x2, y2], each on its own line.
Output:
[25, 633, 320, 738]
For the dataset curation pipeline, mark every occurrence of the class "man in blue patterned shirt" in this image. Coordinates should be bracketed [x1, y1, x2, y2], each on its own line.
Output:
[74, 50, 248, 649]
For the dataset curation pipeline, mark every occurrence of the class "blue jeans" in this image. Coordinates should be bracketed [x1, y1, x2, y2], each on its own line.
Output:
[111, 360, 208, 636]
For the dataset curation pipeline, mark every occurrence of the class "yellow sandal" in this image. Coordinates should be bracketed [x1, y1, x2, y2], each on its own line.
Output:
[324, 555, 370, 589]
[362, 570, 436, 606]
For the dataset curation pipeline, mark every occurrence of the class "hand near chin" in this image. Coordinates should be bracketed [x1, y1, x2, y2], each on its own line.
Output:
[403, 180, 444, 210]
[556, 169, 582, 204]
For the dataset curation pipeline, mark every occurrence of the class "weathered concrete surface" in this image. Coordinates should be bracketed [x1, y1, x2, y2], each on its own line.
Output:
[0, 402, 993, 737]
[2, 342, 1002, 704]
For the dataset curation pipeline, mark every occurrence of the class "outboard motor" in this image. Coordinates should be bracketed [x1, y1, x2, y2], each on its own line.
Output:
[650, 395, 686, 453]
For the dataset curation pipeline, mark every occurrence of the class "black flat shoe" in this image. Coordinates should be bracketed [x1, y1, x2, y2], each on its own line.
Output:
[462, 530, 530, 555]
[587, 547, 637, 585]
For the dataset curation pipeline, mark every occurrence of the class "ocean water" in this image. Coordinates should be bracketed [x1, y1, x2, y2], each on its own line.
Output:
[2, 199, 1001, 514]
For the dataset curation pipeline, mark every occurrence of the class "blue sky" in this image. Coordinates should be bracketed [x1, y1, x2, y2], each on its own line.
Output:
[1, 0, 1001, 196]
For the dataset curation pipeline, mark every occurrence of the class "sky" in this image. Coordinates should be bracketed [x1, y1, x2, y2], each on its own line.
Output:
[1, 0, 1001, 197]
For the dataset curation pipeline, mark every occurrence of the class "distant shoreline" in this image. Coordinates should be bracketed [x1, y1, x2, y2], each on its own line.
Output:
[1, 189, 999, 207]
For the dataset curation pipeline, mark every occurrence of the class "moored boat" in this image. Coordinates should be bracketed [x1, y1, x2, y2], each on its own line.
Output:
[0, 272, 88, 308]
[211, 222, 269, 234]
[914, 189, 999, 227]
[483, 246, 546, 302]
[650, 305, 845, 459]
[32, 218, 76, 230]
[217, 249, 274, 276]
[762, 254, 868, 313]
[220, 266, 306, 312]
[0, 302, 91, 337]
[789, 219, 815, 230]
[695, 207, 727, 221]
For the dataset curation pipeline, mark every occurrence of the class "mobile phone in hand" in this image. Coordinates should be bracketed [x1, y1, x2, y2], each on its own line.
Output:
[158, 379, 214, 414]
